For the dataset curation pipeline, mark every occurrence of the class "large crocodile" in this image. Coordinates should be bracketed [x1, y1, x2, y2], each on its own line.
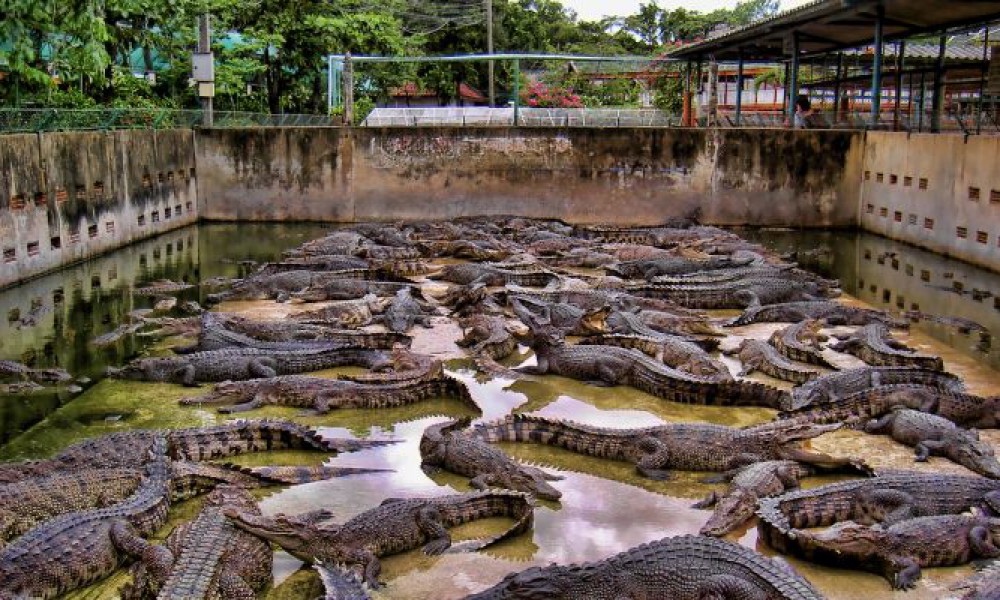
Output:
[472, 414, 857, 480]
[107, 346, 391, 386]
[863, 408, 1000, 478]
[756, 471, 1000, 557]
[227, 490, 535, 588]
[619, 276, 835, 310]
[636, 308, 726, 337]
[431, 263, 558, 287]
[420, 418, 562, 501]
[953, 560, 1000, 599]
[291, 294, 387, 328]
[769, 320, 838, 369]
[605, 255, 751, 280]
[463, 534, 825, 600]
[728, 339, 822, 384]
[180, 374, 478, 414]
[291, 278, 414, 302]
[581, 333, 731, 383]
[793, 515, 1000, 590]
[378, 287, 437, 333]
[205, 270, 320, 303]
[457, 314, 517, 360]
[119, 485, 272, 600]
[523, 333, 789, 408]
[510, 295, 610, 336]
[727, 300, 905, 328]
[0, 438, 171, 599]
[0, 420, 387, 482]
[831, 322, 944, 370]
[790, 366, 965, 409]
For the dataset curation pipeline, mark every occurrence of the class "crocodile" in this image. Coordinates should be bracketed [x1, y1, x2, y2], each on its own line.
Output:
[695, 461, 824, 537]
[769, 320, 838, 369]
[191, 312, 410, 348]
[863, 408, 1000, 478]
[523, 332, 789, 408]
[133, 280, 195, 296]
[0, 359, 72, 384]
[291, 279, 415, 302]
[180, 374, 478, 414]
[727, 300, 906, 328]
[728, 338, 822, 384]
[315, 563, 373, 600]
[344, 346, 443, 384]
[790, 366, 965, 409]
[648, 264, 787, 286]
[227, 490, 535, 588]
[290, 294, 387, 328]
[107, 346, 391, 386]
[471, 414, 856, 480]
[0, 419, 387, 482]
[778, 384, 966, 426]
[755, 471, 1000, 558]
[431, 263, 559, 287]
[205, 270, 319, 304]
[377, 287, 437, 333]
[831, 322, 944, 370]
[581, 333, 731, 383]
[636, 308, 726, 337]
[119, 485, 272, 600]
[605, 255, 753, 280]
[457, 314, 518, 360]
[284, 232, 366, 257]
[463, 534, 824, 600]
[0, 437, 171, 599]
[510, 295, 610, 336]
[252, 255, 370, 277]
[175, 313, 397, 354]
[618, 277, 836, 310]
[793, 515, 1000, 590]
[420, 418, 562, 501]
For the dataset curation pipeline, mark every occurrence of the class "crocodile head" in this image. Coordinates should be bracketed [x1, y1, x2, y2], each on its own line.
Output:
[464, 565, 574, 599]
[578, 306, 611, 334]
[798, 521, 886, 557]
[497, 468, 562, 502]
[225, 510, 340, 564]
[106, 357, 177, 382]
[951, 437, 1000, 479]
[699, 489, 757, 536]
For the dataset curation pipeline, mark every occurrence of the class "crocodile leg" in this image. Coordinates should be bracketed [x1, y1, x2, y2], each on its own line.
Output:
[698, 574, 771, 600]
[111, 520, 175, 582]
[861, 489, 918, 525]
[416, 506, 452, 555]
[913, 440, 945, 462]
[984, 491, 1000, 514]
[248, 358, 278, 378]
[218, 395, 266, 414]
[863, 413, 897, 434]
[970, 525, 1000, 557]
[635, 437, 674, 480]
[692, 491, 719, 509]
[888, 556, 923, 590]
[178, 364, 198, 386]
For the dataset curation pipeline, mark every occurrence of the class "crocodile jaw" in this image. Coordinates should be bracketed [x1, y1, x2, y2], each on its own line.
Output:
[225, 510, 317, 562]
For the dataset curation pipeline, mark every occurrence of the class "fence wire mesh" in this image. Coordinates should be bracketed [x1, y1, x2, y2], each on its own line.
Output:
[0, 109, 333, 133]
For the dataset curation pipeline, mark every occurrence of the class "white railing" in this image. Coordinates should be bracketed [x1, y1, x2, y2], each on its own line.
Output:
[362, 107, 678, 127]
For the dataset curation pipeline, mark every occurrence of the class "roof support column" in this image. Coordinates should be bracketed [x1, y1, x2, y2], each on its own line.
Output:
[870, 4, 885, 127]
[932, 32, 947, 133]
[735, 50, 745, 126]
[708, 57, 719, 126]
[787, 32, 800, 127]
[893, 41, 905, 131]
[682, 61, 693, 127]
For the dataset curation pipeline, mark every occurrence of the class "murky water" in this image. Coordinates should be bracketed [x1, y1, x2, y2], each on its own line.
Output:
[1, 224, 998, 599]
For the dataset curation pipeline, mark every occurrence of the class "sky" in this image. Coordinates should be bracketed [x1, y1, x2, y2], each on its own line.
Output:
[561, 0, 813, 22]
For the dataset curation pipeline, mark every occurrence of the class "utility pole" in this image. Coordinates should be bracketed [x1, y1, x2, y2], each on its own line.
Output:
[197, 14, 213, 127]
[486, 0, 495, 106]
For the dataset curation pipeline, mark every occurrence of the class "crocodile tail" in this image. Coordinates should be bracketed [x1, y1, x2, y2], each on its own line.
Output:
[714, 381, 792, 409]
[167, 420, 395, 460]
[726, 305, 762, 327]
[316, 563, 372, 600]
[745, 418, 842, 442]
[439, 376, 482, 413]
[225, 464, 394, 485]
[471, 414, 633, 460]
[443, 490, 535, 552]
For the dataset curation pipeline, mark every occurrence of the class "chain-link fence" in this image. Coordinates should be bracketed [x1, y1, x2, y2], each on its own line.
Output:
[0, 109, 334, 133]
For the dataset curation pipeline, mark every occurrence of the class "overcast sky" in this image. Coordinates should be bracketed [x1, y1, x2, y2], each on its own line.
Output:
[561, 0, 813, 22]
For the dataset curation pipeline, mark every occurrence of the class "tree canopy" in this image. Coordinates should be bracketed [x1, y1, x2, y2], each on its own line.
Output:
[0, 0, 780, 112]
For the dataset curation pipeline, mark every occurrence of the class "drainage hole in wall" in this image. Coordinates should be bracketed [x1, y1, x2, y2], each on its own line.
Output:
[87, 224, 98, 239]
[924, 218, 935, 230]
[978, 231, 989, 244]
[105, 221, 115, 234]
[921, 269, 931, 282]
[3, 248, 15, 263]
[904, 176, 913, 187]
[957, 226, 969, 239]
[9, 194, 25, 210]
[164, 208, 172, 219]
[970, 187, 981, 201]
[137, 215, 146, 227]
[26, 242, 40, 257]
[894, 211, 902, 222]
[50, 236, 61, 250]
[75, 185, 87, 201]
[919, 177, 929, 190]
[890, 174, 898, 185]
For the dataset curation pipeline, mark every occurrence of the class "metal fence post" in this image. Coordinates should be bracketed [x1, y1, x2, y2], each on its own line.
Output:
[513, 59, 520, 127]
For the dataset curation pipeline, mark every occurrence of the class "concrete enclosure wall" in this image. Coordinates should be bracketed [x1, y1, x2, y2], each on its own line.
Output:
[859, 132, 1000, 271]
[196, 127, 863, 228]
[0, 129, 198, 288]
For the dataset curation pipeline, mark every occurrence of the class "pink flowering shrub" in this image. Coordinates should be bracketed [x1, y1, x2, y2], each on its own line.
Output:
[520, 81, 583, 108]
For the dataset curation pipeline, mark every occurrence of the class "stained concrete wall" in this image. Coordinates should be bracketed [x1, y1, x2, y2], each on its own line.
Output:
[859, 132, 1000, 271]
[0, 129, 198, 288]
[196, 127, 863, 227]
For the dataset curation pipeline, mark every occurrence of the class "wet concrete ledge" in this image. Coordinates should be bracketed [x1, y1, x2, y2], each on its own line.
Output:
[194, 126, 863, 228]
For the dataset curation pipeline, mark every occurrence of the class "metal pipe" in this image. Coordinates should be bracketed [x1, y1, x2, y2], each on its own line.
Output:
[871, 5, 885, 127]
[735, 51, 745, 126]
[344, 53, 354, 125]
[198, 14, 213, 127]
[326, 53, 668, 63]
[513, 58, 520, 126]
[327, 55, 333, 116]
[893, 41, 905, 130]
[833, 52, 844, 123]
[932, 32, 947, 133]
[978, 27, 989, 134]
[486, 0, 495, 106]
